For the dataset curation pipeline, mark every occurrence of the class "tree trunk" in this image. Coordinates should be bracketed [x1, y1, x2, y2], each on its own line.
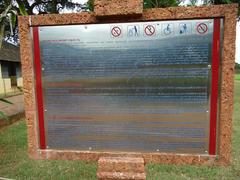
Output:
[0, 24, 5, 49]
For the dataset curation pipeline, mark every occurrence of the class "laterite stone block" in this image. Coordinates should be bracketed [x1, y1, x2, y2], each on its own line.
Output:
[97, 157, 146, 180]
[94, 0, 143, 17]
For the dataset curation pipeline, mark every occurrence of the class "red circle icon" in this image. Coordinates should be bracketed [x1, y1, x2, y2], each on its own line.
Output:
[144, 25, 155, 36]
[197, 23, 208, 34]
[111, 26, 122, 37]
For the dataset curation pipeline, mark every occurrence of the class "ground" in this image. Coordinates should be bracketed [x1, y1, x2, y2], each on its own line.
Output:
[236, 74, 240, 81]
[0, 95, 24, 117]
[0, 77, 239, 179]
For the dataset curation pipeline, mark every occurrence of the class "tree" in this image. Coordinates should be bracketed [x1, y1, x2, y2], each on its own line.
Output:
[1, 0, 239, 47]
[0, 0, 87, 47]
[204, 0, 240, 14]
[87, 0, 94, 11]
[236, 63, 240, 73]
[86, 0, 181, 11]
[0, 0, 27, 48]
[144, 0, 181, 8]
[87, 0, 240, 12]
[206, 0, 239, 5]
[19, 0, 86, 15]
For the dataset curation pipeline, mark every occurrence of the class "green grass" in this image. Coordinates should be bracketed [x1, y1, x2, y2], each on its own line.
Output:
[0, 81, 240, 179]
[0, 122, 97, 179]
[147, 80, 240, 179]
[235, 74, 240, 81]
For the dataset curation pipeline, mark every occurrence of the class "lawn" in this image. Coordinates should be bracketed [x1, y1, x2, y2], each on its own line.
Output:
[0, 80, 239, 179]
[236, 73, 240, 81]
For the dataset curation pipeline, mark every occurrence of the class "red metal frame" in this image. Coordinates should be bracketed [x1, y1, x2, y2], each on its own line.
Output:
[33, 27, 46, 149]
[32, 20, 221, 153]
[209, 18, 221, 155]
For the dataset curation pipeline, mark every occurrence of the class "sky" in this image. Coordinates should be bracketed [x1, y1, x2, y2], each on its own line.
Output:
[67, 0, 240, 63]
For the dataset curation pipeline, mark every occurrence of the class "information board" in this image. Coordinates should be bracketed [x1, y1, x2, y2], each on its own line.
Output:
[36, 19, 215, 153]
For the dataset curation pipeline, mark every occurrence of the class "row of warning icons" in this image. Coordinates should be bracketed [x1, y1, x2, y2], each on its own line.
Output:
[111, 22, 209, 38]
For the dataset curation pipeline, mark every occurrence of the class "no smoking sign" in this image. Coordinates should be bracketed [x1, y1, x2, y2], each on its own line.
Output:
[196, 23, 208, 35]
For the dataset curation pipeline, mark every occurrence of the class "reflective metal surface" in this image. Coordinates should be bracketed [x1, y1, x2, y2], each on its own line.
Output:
[38, 19, 215, 153]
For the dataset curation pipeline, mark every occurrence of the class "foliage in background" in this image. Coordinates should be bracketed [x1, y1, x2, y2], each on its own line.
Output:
[207, 0, 240, 5]
[0, 0, 21, 48]
[0, 0, 239, 47]
[18, 0, 86, 15]
[236, 63, 240, 73]
[236, 74, 240, 80]
[0, 0, 88, 47]
[87, 0, 240, 10]
[143, 0, 181, 8]
[86, 0, 181, 10]
[87, 0, 94, 11]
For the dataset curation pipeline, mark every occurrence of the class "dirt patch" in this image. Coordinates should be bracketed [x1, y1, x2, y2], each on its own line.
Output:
[0, 113, 25, 129]
[0, 149, 4, 156]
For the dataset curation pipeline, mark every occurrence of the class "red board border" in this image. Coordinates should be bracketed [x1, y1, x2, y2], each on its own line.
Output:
[33, 27, 46, 149]
[209, 18, 221, 155]
[33, 19, 221, 154]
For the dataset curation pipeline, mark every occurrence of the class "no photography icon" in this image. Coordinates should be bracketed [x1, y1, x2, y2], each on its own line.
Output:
[144, 25, 155, 36]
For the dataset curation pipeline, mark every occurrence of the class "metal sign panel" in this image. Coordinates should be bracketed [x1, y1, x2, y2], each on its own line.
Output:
[36, 19, 215, 153]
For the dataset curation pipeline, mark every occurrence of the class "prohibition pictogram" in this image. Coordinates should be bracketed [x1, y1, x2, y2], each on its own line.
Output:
[144, 25, 155, 36]
[196, 23, 208, 34]
[111, 26, 122, 37]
